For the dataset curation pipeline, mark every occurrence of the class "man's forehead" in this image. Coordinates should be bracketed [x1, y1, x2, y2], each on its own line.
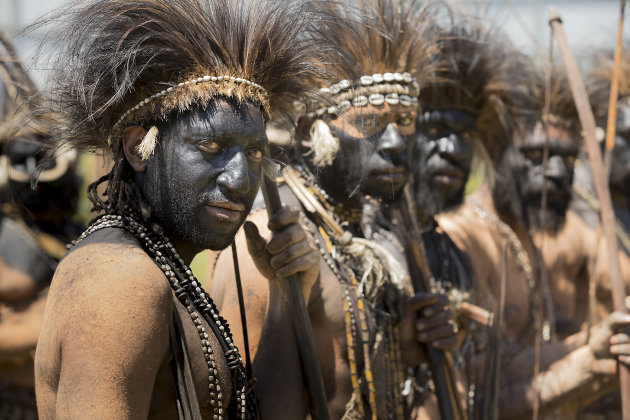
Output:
[517, 121, 578, 148]
[417, 108, 476, 126]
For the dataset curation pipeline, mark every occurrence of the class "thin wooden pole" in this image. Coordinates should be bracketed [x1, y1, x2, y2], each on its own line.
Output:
[260, 176, 330, 420]
[604, 0, 627, 178]
[548, 8, 630, 420]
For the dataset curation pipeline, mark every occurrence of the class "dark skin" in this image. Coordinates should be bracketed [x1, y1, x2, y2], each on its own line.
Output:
[211, 103, 456, 419]
[412, 109, 476, 218]
[306, 103, 416, 207]
[494, 122, 578, 233]
[35, 99, 320, 419]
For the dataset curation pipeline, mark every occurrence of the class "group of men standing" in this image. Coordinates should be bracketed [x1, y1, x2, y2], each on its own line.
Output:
[0, 0, 629, 419]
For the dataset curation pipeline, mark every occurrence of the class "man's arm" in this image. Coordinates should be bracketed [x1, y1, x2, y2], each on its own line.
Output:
[43, 246, 172, 419]
[498, 311, 630, 419]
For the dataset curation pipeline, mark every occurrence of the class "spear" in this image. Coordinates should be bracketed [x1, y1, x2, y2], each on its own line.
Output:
[260, 175, 330, 420]
[604, 0, 627, 178]
[548, 8, 630, 419]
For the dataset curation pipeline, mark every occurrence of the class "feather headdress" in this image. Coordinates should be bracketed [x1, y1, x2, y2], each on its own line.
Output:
[34, 0, 345, 157]
[305, 0, 439, 119]
[587, 48, 630, 127]
[511, 63, 579, 146]
[419, 13, 536, 161]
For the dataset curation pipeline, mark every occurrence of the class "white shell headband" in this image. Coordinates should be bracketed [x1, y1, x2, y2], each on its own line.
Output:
[306, 72, 420, 119]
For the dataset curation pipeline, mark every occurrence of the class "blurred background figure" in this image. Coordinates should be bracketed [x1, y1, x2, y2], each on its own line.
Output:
[0, 33, 81, 420]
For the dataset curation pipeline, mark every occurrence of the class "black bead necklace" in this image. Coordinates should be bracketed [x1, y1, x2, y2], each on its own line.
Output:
[70, 206, 257, 419]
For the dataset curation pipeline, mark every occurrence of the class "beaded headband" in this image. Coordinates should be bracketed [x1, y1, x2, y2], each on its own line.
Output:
[106, 74, 269, 146]
[306, 72, 420, 119]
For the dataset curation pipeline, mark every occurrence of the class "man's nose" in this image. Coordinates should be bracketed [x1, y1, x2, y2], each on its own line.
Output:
[378, 123, 405, 157]
[437, 134, 468, 162]
[544, 154, 570, 182]
[216, 149, 250, 198]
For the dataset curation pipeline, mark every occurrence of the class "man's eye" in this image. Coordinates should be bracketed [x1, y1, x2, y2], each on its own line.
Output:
[398, 116, 413, 126]
[246, 149, 265, 162]
[524, 149, 543, 161]
[199, 141, 222, 153]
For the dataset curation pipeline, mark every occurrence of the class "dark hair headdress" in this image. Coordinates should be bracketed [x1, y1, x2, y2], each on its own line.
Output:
[419, 14, 538, 161]
[305, 0, 439, 119]
[36, 0, 342, 159]
[513, 64, 580, 145]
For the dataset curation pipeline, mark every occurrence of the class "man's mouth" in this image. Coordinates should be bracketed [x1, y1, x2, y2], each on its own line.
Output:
[431, 165, 465, 186]
[205, 201, 245, 223]
[369, 167, 407, 184]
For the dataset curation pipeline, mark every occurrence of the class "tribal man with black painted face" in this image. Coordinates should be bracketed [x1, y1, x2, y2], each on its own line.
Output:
[439, 61, 630, 418]
[210, 1, 460, 418]
[0, 35, 82, 420]
[391, 19, 522, 419]
[32, 0, 337, 418]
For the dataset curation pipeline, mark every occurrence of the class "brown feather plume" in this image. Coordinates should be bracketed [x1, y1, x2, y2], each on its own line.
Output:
[30, 0, 349, 155]
[303, 0, 440, 115]
[419, 12, 531, 161]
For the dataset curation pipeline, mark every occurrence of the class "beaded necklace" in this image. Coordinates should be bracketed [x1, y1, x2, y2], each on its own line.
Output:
[470, 205, 553, 343]
[70, 206, 257, 419]
[285, 165, 405, 420]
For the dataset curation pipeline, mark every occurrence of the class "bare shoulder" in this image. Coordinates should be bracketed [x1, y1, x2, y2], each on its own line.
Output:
[36, 228, 173, 418]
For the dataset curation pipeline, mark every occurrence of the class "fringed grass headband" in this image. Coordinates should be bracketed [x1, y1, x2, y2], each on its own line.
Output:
[106, 74, 270, 159]
[306, 72, 420, 119]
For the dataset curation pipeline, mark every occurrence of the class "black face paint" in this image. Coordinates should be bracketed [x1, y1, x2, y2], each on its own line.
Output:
[498, 124, 578, 232]
[314, 123, 380, 202]
[411, 109, 476, 216]
[139, 98, 267, 253]
[361, 122, 410, 201]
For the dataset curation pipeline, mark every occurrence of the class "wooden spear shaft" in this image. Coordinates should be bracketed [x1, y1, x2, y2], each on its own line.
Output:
[260, 176, 330, 420]
[548, 8, 630, 420]
[604, 0, 627, 177]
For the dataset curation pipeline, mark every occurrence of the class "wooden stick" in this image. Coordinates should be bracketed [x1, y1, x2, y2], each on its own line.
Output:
[548, 8, 630, 419]
[260, 176, 330, 420]
[400, 186, 463, 420]
[604, 0, 627, 177]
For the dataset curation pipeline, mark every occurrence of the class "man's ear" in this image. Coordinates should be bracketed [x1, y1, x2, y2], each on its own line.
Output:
[122, 126, 149, 173]
[296, 116, 313, 144]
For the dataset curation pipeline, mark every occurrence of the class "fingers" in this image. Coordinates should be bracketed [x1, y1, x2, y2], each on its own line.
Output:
[416, 322, 458, 350]
[269, 240, 313, 272]
[244, 221, 268, 261]
[608, 312, 630, 329]
[266, 223, 307, 255]
[406, 292, 441, 314]
[273, 249, 320, 279]
[416, 307, 452, 331]
[267, 206, 300, 232]
[610, 333, 630, 360]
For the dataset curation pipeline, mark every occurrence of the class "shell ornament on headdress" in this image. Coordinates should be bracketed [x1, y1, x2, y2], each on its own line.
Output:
[40, 0, 344, 161]
[304, 0, 439, 120]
